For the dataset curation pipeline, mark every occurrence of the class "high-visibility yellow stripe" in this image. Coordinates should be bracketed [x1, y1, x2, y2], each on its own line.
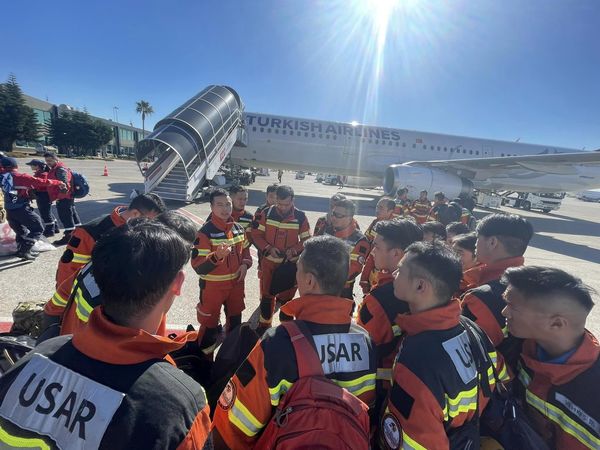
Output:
[402, 431, 428, 450]
[195, 249, 210, 256]
[517, 364, 531, 387]
[269, 378, 294, 406]
[526, 390, 600, 449]
[51, 291, 67, 307]
[257, 224, 265, 232]
[210, 235, 245, 245]
[199, 273, 238, 281]
[73, 289, 93, 323]
[299, 231, 310, 239]
[376, 368, 392, 381]
[266, 219, 300, 230]
[0, 425, 50, 450]
[350, 254, 359, 261]
[228, 398, 265, 437]
[72, 252, 91, 264]
[330, 373, 376, 397]
[443, 385, 478, 420]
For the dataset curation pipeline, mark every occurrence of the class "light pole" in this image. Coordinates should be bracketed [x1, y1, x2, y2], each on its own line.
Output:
[113, 106, 119, 124]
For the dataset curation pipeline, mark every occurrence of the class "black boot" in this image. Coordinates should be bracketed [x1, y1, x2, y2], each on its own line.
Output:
[16, 249, 38, 261]
[43, 223, 55, 238]
[53, 231, 72, 247]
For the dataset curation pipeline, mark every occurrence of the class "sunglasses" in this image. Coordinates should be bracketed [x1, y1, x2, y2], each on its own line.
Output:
[331, 211, 348, 219]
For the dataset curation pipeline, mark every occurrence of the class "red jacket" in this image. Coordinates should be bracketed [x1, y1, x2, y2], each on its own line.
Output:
[46, 161, 73, 200]
[514, 332, 600, 450]
[380, 300, 510, 449]
[2, 169, 62, 200]
[46, 206, 127, 316]
[460, 256, 524, 347]
[325, 221, 370, 289]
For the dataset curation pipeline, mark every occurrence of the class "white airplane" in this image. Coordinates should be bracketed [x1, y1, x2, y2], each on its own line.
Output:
[231, 112, 600, 199]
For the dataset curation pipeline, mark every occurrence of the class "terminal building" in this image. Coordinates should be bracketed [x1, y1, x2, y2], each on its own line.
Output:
[14, 93, 149, 156]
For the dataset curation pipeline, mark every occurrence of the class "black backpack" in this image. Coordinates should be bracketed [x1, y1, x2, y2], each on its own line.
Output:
[437, 203, 462, 225]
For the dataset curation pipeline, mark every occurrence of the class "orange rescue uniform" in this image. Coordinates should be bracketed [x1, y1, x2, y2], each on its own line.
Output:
[410, 199, 431, 224]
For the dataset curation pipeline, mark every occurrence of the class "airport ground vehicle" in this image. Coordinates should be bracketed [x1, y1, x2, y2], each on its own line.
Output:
[577, 190, 600, 202]
[323, 174, 339, 185]
[502, 192, 564, 213]
[295, 171, 305, 180]
[315, 173, 324, 182]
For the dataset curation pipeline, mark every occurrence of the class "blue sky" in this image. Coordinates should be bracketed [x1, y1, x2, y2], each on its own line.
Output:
[3, 0, 599, 149]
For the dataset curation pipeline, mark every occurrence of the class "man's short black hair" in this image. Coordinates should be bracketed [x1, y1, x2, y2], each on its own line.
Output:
[210, 188, 229, 205]
[477, 213, 533, 256]
[331, 193, 346, 203]
[375, 219, 423, 250]
[155, 211, 197, 245]
[128, 193, 166, 215]
[335, 199, 356, 216]
[92, 220, 191, 325]
[43, 151, 57, 159]
[452, 197, 464, 207]
[420, 190, 428, 195]
[299, 235, 349, 296]
[404, 241, 462, 303]
[452, 232, 477, 254]
[446, 222, 470, 236]
[502, 266, 595, 313]
[422, 221, 447, 240]
[266, 183, 279, 194]
[434, 191, 445, 201]
[396, 187, 408, 196]
[230, 185, 248, 196]
[276, 185, 294, 200]
[380, 198, 396, 211]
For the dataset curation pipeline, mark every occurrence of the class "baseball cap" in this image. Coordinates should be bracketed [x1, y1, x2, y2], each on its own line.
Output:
[0, 157, 18, 168]
[25, 159, 45, 167]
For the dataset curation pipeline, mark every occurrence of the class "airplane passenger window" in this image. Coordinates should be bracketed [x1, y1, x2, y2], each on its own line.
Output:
[444, 147, 447, 151]
[431, 145, 434, 150]
[326, 135, 330, 139]
[304, 132, 308, 137]
[501, 153, 505, 156]
[469, 150, 473, 155]
[375, 139, 379, 144]
[402, 143, 406, 147]
[476, 151, 480, 155]
[275, 129, 279, 134]
[395, 142, 399, 146]
[412, 144, 416, 148]
[463, 149, 467, 153]
[423, 145, 426, 149]
[268, 128, 272, 133]
[260, 127, 264, 132]
[282, 130, 286, 135]
[319, 134, 323, 138]
[253, 127, 257, 132]
[369, 139, 373, 144]
[389, 141, 393, 145]
[311, 133, 316, 138]
[437, 146, 441, 151]
[333, 135, 337, 140]
[450, 148, 454, 152]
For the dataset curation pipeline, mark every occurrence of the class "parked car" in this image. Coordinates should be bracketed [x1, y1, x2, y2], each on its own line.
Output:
[323, 174, 338, 185]
[315, 173, 324, 182]
[295, 171, 306, 180]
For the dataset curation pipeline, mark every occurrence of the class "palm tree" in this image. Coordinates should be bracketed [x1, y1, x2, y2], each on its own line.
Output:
[135, 100, 154, 137]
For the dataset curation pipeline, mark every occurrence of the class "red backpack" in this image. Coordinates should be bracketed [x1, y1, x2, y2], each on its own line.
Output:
[255, 321, 370, 450]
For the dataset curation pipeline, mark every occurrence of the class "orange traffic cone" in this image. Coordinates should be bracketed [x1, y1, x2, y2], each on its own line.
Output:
[102, 165, 109, 176]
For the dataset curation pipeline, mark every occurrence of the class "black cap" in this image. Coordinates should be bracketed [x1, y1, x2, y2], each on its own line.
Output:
[25, 159, 45, 167]
[0, 157, 18, 168]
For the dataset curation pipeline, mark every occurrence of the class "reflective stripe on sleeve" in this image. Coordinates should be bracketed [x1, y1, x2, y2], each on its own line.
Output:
[257, 224, 265, 232]
[268, 379, 294, 406]
[51, 291, 68, 307]
[0, 425, 51, 450]
[331, 373, 376, 397]
[199, 273, 239, 282]
[73, 289, 93, 323]
[195, 249, 210, 256]
[443, 385, 478, 421]
[228, 398, 265, 437]
[299, 231, 310, 239]
[71, 252, 91, 264]
[266, 219, 300, 230]
[526, 390, 600, 449]
[402, 431, 428, 450]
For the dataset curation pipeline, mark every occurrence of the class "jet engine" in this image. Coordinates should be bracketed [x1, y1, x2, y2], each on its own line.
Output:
[384, 164, 473, 199]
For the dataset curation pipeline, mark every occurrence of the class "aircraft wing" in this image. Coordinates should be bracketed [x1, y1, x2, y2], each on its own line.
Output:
[405, 150, 600, 192]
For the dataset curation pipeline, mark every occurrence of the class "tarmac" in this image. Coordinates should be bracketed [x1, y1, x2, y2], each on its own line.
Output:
[1, 158, 599, 336]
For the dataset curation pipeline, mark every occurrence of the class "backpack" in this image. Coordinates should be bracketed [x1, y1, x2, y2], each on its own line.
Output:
[437, 202, 462, 225]
[71, 171, 90, 198]
[1, 173, 27, 210]
[255, 321, 370, 450]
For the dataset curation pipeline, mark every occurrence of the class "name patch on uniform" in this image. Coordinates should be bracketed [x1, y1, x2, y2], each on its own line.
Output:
[313, 333, 369, 374]
[0, 354, 125, 450]
[555, 392, 600, 435]
[442, 331, 477, 385]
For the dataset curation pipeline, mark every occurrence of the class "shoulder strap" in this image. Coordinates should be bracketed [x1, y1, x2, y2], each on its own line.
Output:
[459, 317, 494, 398]
[281, 321, 324, 378]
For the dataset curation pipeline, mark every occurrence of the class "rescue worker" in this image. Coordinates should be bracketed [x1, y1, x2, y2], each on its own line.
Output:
[410, 190, 431, 224]
[461, 213, 533, 351]
[229, 185, 253, 235]
[25, 159, 59, 237]
[452, 197, 472, 225]
[0, 220, 211, 449]
[446, 221, 470, 244]
[252, 183, 278, 229]
[59, 211, 197, 337]
[393, 187, 411, 217]
[0, 157, 65, 260]
[422, 220, 447, 242]
[41, 193, 166, 338]
[380, 242, 509, 449]
[356, 220, 423, 400]
[212, 235, 377, 449]
[251, 185, 311, 332]
[324, 198, 370, 299]
[43, 151, 81, 246]
[192, 189, 252, 357]
[451, 232, 481, 293]
[360, 197, 397, 294]
[313, 192, 346, 236]
[427, 191, 447, 222]
[502, 266, 600, 449]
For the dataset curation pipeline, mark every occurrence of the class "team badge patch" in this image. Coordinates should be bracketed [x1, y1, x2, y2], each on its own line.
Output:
[218, 381, 236, 410]
[382, 413, 402, 449]
[358, 255, 365, 265]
